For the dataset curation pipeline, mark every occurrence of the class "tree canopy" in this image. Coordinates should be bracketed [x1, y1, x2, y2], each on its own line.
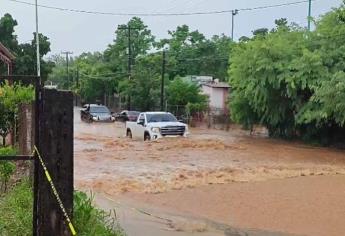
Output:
[0, 13, 53, 79]
[48, 17, 231, 112]
[230, 6, 345, 144]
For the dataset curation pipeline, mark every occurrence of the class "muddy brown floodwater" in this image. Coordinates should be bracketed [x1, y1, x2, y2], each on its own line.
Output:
[74, 108, 345, 236]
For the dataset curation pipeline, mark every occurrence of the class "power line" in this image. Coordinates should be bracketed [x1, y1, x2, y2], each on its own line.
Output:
[8, 0, 317, 17]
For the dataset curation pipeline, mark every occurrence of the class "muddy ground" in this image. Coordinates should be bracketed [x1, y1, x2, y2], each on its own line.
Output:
[74, 108, 345, 236]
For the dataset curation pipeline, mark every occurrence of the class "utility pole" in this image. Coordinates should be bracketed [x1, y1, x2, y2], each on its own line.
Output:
[118, 25, 140, 110]
[75, 65, 79, 106]
[35, 0, 40, 78]
[231, 9, 239, 40]
[308, 0, 312, 31]
[33, 2, 39, 234]
[76, 65, 79, 88]
[61, 51, 73, 87]
[161, 50, 166, 111]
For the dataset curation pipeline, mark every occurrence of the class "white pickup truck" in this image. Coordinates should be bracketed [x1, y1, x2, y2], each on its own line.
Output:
[126, 112, 189, 141]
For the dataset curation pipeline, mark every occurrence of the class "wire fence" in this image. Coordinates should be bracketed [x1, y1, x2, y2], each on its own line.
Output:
[167, 105, 231, 129]
[76, 94, 232, 129]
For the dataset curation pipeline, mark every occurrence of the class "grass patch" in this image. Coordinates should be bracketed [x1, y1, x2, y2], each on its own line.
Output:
[0, 180, 125, 236]
[0, 180, 32, 235]
[0, 147, 17, 193]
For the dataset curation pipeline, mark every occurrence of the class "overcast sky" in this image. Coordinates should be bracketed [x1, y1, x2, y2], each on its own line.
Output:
[1, 0, 343, 55]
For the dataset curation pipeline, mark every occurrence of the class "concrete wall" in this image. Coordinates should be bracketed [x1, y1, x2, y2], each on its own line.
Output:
[202, 85, 229, 110]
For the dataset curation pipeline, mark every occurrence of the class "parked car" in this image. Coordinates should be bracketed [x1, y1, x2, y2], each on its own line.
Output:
[115, 110, 140, 122]
[126, 112, 189, 141]
[81, 104, 115, 122]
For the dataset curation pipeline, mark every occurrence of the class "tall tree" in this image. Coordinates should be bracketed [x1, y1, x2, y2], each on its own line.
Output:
[104, 17, 155, 75]
[159, 25, 231, 81]
[0, 14, 53, 79]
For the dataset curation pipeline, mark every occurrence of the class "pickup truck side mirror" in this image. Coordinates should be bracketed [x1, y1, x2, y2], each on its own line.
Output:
[137, 120, 145, 126]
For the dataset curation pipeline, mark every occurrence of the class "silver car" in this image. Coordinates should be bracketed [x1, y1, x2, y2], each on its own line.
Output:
[81, 104, 115, 122]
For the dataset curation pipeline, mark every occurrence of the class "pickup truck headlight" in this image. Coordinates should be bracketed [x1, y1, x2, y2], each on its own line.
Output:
[92, 116, 98, 121]
[151, 127, 160, 133]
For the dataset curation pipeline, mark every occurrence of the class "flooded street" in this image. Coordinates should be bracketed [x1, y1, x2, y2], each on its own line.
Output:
[74, 108, 345, 236]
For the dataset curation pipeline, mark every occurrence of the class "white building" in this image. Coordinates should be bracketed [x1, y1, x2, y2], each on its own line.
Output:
[182, 75, 214, 86]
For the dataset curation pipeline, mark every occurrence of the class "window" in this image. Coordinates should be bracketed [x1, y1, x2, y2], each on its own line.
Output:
[90, 106, 110, 113]
[138, 114, 145, 123]
[146, 113, 177, 123]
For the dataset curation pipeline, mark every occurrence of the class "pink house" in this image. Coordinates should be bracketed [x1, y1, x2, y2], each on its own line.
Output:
[202, 82, 230, 114]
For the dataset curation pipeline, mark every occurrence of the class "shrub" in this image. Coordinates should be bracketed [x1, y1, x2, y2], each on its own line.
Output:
[74, 191, 125, 236]
[0, 180, 32, 235]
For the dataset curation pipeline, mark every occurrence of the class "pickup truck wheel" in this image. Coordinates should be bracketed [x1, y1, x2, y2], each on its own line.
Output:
[144, 133, 151, 141]
[126, 129, 132, 139]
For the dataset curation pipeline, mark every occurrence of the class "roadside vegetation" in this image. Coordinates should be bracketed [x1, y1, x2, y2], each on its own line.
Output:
[0, 83, 34, 146]
[0, 179, 125, 236]
[229, 5, 345, 145]
[0, 147, 16, 193]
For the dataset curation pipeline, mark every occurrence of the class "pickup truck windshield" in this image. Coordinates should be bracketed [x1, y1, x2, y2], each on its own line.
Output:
[146, 114, 177, 123]
[90, 106, 110, 113]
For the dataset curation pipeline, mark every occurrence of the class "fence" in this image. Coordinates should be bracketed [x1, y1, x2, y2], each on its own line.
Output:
[167, 105, 231, 129]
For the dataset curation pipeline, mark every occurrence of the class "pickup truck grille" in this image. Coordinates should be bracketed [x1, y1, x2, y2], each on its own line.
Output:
[161, 126, 186, 136]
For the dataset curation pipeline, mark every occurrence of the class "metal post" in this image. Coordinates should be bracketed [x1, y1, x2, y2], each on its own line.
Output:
[35, 0, 40, 78]
[160, 50, 166, 111]
[308, 0, 312, 31]
[61, 52, 73, 87]
[128, 27, 132, 110]
[33, 77, 41, 236]
[75, 66, 79, 106]
[118, 25, 140, 110]
[128, 27, 132, 79]
[231, 9, 239, 40]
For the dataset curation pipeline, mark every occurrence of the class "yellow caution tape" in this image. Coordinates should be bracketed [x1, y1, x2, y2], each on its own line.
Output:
[69, 223, 77, 235]
[33, 146, 77, 236]
[45, 170, 52, 182]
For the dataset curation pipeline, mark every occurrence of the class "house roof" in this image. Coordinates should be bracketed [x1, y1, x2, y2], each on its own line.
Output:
[203, 82, 231, 88]
[0, 42, 15, 63]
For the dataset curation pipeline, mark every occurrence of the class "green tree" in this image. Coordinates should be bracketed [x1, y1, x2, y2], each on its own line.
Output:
[0, 13, 53, 79]
[104, 17, 155, 75]
[229, 19, 321, 138]
[295, 4, 345, 143]
[0, 13, 18, 51]
[167, 78, 207, 108]
[159, 25, 231, 81]
[0, 83, 34, 146]
[131, 54, 161, 111]
[229, 4, 345, 144]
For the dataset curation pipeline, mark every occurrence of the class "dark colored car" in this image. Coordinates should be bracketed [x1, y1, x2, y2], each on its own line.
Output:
[115, 110, 140, 122]
[81, 104, 115, 122]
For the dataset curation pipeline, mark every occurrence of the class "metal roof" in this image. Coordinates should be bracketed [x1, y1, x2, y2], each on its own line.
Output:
[203, 82, 231, 88]
[0, 42, 16, 60]
[0, 42, 15, 62]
